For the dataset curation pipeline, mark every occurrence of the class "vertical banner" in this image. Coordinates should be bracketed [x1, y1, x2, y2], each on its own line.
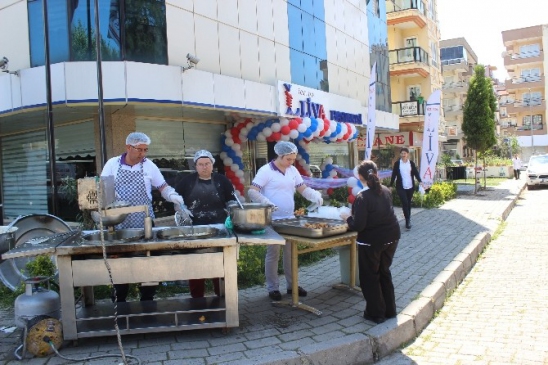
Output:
[365, 62, 377, 160]
[420, 90, 441, 188]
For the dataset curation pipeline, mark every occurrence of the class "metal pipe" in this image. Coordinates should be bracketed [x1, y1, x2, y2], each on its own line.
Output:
[42, 0, 58, 216]
[529, 87, 535, 155]
[94, 0, 108, 168]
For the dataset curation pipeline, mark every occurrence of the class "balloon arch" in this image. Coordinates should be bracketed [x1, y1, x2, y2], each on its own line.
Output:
[220, 116, 363, 204]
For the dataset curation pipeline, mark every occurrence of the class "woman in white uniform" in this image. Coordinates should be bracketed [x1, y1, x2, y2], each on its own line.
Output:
[248, 141, 323, 301]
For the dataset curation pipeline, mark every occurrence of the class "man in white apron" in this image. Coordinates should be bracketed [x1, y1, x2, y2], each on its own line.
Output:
[101, 132, 190, 302]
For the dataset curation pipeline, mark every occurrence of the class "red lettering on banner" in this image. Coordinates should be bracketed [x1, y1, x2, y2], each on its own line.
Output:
[395, 135, 405, 144]
[423, 167, 433, 180]
[386, 136, 394, 144]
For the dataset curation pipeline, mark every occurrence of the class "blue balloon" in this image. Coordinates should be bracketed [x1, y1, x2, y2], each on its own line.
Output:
[325, 165, 333, 171]
[357, 180, 363, 189]
[222, 145, 230, 152]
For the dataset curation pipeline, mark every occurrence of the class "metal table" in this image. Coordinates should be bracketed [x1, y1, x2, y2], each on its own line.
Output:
[275, 231, 359, 316]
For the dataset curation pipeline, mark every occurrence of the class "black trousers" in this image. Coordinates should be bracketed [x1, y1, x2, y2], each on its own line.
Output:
[358, 240, 399, 319]
[397, 188, 414, 221]
[514, 168, 520, 180]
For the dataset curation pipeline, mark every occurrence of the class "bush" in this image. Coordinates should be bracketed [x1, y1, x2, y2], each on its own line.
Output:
[388, 181, 457, 209]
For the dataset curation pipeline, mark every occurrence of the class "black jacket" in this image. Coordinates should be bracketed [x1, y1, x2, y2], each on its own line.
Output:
[390, 159, 421, 190]
[346, 186, 401, 245]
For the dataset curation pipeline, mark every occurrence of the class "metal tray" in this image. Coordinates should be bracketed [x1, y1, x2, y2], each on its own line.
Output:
[272, 217, 348, 238]
[82, 229, 144, 245]
[156, 226, 219, 240]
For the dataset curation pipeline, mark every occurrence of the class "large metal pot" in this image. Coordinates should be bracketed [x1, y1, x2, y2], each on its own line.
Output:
[229, 203, 272, 231]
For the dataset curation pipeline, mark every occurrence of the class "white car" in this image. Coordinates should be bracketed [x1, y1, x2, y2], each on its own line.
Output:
[526, 154, 548, 189]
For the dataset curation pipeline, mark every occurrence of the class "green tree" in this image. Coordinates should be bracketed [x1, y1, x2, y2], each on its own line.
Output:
[462, 65, 497, 193]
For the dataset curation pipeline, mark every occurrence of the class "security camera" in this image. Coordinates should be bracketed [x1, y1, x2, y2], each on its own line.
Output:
[0, 57, 8, 70]
[186, 53, 200, 65]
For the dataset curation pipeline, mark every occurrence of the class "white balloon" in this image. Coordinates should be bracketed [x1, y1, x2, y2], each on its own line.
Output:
[271, 123, 281, 132]
[329, 170, 337, 177]
[281, 134, 291, 141]
[239, 177, 245, 184]
[340, 123, 348, 136]
[232, 144, 241, 151]
[220, 152, 228, 160]
[225, 130, 232, 138]
[236, 150, 243, 157]
[353, 166, 360, 179]
[297, 123, 308, 133]
[289, 129, 299, 139]
[223, 157, 233, 166]
[240, 128, 249, 136]
[347, 177, 358, 187]
[279, 117, 289, 126]
[303, 117, 312, 128]
[352, 186, 362, 196]
[325, 157, 333, 165]
[225, 138, 234, 147]
[256, 133, 266, 141]
[329, 122, 338, 133]
[236, 170, 244, 177]
[230, 164, 239, 172]
[262, 127, 273, 137]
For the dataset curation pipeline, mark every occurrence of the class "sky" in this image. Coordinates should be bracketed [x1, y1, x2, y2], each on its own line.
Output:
[436, 0, 546, 81]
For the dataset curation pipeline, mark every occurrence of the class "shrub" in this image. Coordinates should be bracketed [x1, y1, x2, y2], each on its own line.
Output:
[388, 181, 457, 209]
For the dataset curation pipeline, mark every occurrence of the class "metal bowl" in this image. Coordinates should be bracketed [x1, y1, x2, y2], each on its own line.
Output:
[91, 211, 128, 226]
[83, 229, 144, 244]
[229, 203, 272, 232]
[157, 226, 219, 240]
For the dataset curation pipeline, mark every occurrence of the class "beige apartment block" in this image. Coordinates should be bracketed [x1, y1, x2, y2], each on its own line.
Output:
[439, 38, 478, 159]
[501, 24, 548, 158]
[386, 0, 444, 162]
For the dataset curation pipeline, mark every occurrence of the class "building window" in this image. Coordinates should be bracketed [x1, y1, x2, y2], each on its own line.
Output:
[28, 0, 167, 67]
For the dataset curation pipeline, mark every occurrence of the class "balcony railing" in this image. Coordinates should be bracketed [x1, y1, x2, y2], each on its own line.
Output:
[442, 81, 468, 89]
[391, 100, 425, 117]
[510, 51, 541, 60]
[389, 46, 429, 65]
[510, 75, 542, 84]
[386, 0, 426, 14]
[441, 58, 467, 66]
[516, 124, 543, 131]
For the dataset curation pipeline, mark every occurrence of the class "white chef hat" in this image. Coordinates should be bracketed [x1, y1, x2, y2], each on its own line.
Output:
[274, 141, 298, 156]
[193, 150, 215, 164]
[126, 132, 151, 146]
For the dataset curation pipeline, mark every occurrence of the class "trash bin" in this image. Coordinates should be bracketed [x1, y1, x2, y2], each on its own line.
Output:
[446, 166, 467, 180]
[337, 246, 360, 286]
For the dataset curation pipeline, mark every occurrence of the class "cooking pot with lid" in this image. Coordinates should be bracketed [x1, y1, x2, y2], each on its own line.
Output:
[229, 203, 272, 231]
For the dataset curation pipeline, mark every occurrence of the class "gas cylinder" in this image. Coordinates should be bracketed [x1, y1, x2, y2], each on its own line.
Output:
[14, 277, 60, 329]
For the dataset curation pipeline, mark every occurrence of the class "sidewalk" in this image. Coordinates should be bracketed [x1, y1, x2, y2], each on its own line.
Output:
[0, 179, 525, 364]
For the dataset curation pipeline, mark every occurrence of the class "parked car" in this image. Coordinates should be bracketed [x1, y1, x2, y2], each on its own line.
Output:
[451, 159, 464, 166]
[526, 154, 548, 189]
[309, 165, 321, 178]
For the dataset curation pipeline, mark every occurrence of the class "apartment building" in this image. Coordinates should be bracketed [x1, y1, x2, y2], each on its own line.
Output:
[439, 38, 478, 159]
[384, 0, 444, 162]
[501, 24, 548, 159]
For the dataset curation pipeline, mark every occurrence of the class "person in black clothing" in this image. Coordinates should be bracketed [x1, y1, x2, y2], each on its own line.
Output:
[174, 150, 238, 298]
[341, 160, 401, 324]
[390, 147, 422, 229]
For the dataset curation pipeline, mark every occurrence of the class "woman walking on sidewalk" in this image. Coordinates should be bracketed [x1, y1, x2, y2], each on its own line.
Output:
[341, 160, 401, 324]
[390, 147, 422, 229]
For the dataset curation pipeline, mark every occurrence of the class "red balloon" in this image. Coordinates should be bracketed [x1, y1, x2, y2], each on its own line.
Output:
[327, 188, 334, 195]
[271, 132, 281, 141]
[281, 125, 291, 135]
[323, 119, 330, 132]
[347, 187, 352, 193]
[288, 119, 299, 130]
[348, 195, 355, 204]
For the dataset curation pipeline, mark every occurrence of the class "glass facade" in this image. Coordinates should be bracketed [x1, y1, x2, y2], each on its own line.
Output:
[27, 0, 167, 67]
[440, 46, 467, 63]
[366, 0, 391, 112]
[287, 1, 328, 91]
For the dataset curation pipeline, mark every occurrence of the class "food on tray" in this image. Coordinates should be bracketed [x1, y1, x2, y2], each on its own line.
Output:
[303, 222, 330, 229]
[294, 208, 306, 216]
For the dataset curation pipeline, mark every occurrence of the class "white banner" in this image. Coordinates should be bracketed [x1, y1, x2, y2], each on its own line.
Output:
[365, 62, 377, 160]
[420, 90, 441, 188]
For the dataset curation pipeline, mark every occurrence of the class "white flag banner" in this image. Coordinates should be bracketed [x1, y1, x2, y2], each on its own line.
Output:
[365, 62, 377, 160]
[419, 90, 441, 188]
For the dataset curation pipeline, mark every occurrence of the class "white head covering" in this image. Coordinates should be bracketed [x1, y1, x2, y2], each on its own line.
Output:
[126, 132, 151, 146]
[274, 141, 298, 156]
[193, 150, 215, 164]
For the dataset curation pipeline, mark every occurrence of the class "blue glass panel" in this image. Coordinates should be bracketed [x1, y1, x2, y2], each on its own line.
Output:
[303, 55, 319, 89]
[28, 0, 69, 67]
[314, 17, 327, 60]
[287, 4, 303, 52]
[300, 0, 314, 15]
[290, 49, 306, 85]
[287, 0, 300, 7]
[312, 0, 325, 21]
[301, 11, 315, 56]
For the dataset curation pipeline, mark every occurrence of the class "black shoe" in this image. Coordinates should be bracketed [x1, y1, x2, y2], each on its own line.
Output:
[268, 290, 282, 301]
[405, 220, 412, 229]
[287, 286, 307, 297]
[363, 312, 386, 324]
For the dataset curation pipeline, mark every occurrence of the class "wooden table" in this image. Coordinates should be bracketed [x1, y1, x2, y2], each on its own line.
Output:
[275, 231, 359, 316]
